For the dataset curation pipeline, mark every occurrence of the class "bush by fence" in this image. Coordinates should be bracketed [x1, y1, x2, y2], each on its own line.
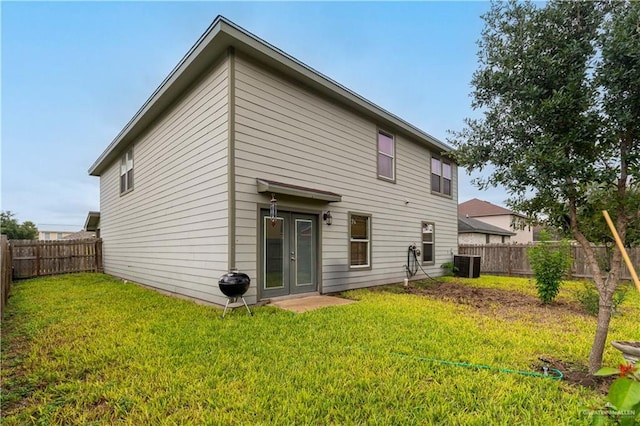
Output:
[459, 243, 639, 280]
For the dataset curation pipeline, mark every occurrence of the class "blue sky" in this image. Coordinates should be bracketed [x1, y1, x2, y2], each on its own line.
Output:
[2, 1, 496, 229]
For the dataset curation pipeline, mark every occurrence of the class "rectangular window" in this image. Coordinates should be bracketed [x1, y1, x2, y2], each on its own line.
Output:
[377, 131, 395, 181]
[486, 234, 491, 244]
[422, 222, 434, 264]
[349, 213, 371, 268]
[431, 155, 451, 196]
[43, 232, 50, 240]
[120, 148, 134, 194]
[431, 157, 441, 193]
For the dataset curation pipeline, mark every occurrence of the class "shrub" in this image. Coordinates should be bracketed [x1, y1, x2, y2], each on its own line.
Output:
[575, 281, 628, 316]
[527, 231, 572, 304]
[440, 261, 458, 277]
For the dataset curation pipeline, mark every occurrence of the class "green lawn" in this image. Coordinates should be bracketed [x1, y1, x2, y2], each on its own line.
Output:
[1, 273, 638, 424]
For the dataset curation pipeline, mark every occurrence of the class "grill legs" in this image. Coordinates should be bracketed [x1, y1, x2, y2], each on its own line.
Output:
[221, 296, 253, 318]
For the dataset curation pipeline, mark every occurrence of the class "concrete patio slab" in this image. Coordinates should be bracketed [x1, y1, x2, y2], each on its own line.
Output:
[269, 295, 356, 313]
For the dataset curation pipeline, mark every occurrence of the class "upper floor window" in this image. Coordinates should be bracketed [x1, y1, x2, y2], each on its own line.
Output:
[431, 156, 451, 196]
[377, 131, 395, 181]
[349, 213, 371, 269]
[120, 148, 134, 194]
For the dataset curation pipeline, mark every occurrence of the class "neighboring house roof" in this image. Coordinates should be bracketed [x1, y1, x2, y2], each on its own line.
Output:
[37, 224, 81, 233]
[62, 230, 96, 240]
[458, 198, 526, 219]
[458, 217, 516, 236]
[84, 211, 100, 232]
[88, 16, 451, 177]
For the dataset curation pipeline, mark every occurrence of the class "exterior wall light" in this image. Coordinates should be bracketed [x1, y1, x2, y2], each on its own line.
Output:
[270, 193, 277, 224]
[323, 211, 333, 225]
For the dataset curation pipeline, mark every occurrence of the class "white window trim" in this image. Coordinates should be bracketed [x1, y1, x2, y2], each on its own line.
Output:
[349, 213, 372, 270]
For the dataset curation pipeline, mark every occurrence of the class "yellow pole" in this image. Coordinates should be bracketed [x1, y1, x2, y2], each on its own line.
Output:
[602, 210, 640, 292]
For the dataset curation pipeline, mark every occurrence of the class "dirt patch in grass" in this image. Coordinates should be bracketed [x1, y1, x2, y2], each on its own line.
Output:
[365, 281, 614, 392]
[398, 280, 589, 321]
[536, 357, 616, 394]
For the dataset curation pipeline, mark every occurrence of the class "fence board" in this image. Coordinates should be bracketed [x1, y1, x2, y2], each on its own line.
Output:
[1, 235, 12, 318]
[459, 244, 639, 280]
[11, 239, 103, 279]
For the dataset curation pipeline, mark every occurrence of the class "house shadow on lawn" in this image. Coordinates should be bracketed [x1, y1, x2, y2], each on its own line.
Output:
[364, 280, 616, 394]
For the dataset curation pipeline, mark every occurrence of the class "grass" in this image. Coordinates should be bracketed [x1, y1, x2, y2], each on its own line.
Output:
[1, 273, 639, 424]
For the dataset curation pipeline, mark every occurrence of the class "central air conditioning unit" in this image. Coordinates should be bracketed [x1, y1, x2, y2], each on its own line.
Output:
[454, 255, 481, 278]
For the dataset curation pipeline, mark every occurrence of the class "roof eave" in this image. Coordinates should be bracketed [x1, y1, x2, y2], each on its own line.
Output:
[89, 17, 230, 176]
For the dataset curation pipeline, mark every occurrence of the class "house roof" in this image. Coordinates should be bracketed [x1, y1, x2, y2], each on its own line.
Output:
[458, 217, 516, 236]
[84, 211, 100, 231]
[458, 198, 526, 218]
[88, 16, 451, 177]
[62, 230, 96, 240]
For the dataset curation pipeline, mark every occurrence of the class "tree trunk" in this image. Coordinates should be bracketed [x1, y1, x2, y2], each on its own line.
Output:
[588, 287, 614, 373]
[586, 244, 624, 374]
[568, 194, 626, 374]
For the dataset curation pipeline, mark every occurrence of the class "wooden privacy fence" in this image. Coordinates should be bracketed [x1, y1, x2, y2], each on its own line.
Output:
[1, 235, 12, 318]
[10, 238, 103, 279]
[458, 244, 640, 280]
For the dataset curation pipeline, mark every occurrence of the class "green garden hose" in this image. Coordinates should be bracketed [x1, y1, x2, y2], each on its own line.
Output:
[353, 347, 564, 380]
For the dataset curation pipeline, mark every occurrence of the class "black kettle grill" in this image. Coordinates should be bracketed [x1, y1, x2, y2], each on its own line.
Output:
[218, 270, 253, 318]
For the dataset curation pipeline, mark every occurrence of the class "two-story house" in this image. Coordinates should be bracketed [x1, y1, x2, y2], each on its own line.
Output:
[88, 16, 459, 306]
[458, 198, 533, 244]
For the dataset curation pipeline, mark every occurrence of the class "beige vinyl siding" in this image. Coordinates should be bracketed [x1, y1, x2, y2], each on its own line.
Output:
[100, 56, 230, 304]
[233, 54, 458, 296]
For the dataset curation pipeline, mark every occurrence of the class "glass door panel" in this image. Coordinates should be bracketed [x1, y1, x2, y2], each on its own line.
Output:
[295, 219, 313, 286]
[264, 217, 285, 289]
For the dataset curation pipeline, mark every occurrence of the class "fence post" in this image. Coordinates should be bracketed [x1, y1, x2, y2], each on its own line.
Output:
[95, 239, 103, 273]
[2, 236, 14, 318]
[507, 244, 512, 276]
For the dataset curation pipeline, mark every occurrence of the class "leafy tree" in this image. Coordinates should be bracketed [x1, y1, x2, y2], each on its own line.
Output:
[0, 211, 38, 240]
[450, 1, 640, 373]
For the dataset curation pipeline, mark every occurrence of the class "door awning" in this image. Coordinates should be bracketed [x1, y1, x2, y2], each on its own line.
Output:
[256, 179, 342, 202]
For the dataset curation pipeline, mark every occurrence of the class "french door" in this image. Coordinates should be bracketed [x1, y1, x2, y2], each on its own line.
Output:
[261, 210, 318, 298]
